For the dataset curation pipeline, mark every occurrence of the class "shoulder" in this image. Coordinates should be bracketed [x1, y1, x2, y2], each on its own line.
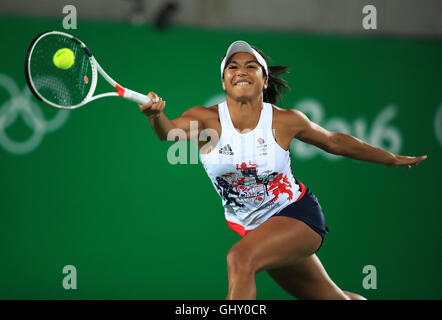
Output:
[182, 105, 218, 119]
[272, 105, 309, 128]
[271, 105, 312, 140]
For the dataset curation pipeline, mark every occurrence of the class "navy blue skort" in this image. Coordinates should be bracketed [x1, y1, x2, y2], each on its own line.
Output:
[271, 186, 329, 252]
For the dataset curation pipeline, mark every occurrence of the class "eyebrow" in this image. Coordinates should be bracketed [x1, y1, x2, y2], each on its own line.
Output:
[227, 60, 259, 65]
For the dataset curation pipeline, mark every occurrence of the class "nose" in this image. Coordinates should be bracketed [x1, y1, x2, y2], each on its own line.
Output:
[236, 67, 247, 76]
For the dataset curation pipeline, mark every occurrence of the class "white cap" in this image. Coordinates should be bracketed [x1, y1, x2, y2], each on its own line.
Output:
[220, 40, 268, 79]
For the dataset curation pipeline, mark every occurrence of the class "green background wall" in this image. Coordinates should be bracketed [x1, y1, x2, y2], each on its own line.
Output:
[0, 16, 441, 299]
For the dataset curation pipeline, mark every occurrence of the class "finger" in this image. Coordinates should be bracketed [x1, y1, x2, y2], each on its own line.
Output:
[155, 97, 163, 107]
[138, 92, 157, 111]
[147, 92, 160, 103]
[153, 98, 164, 110]
[138, 102, 152, 112]
[147, 91, 157, 100]
[416, 155, 428, 166]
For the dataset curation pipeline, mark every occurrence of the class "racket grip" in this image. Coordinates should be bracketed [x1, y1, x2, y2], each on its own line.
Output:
[122, 88, 151, 105]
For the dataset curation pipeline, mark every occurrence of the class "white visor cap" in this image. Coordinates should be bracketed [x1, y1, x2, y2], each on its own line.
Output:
[220, 40, 268, 79]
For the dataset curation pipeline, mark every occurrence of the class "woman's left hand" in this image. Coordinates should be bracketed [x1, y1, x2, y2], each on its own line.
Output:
[388, 155, 428, 169]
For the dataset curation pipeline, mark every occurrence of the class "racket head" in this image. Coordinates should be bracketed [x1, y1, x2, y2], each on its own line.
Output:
[25, 31, 98, 109]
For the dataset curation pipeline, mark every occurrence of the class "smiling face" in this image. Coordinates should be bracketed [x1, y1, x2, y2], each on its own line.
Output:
[222, 52, 268, 103]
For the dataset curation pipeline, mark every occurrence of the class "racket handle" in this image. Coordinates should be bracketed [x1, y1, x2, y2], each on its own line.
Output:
[121, 88, 151, 105]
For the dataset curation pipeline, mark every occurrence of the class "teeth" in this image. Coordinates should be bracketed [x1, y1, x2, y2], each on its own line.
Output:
[236, 82, 251, 86]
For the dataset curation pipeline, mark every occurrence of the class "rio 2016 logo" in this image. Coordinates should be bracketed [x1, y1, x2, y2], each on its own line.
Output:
[290, 98, 402, 160]
[0, 74, 69, 155]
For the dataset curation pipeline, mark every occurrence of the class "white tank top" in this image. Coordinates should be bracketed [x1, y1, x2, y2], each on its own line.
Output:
[199, 101, 305, 237]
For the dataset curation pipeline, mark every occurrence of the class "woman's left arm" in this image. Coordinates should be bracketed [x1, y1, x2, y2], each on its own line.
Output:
[289, 109, 427, 169]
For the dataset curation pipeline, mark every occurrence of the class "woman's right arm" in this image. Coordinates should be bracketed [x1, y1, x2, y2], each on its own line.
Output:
[138, 91, 204, 141]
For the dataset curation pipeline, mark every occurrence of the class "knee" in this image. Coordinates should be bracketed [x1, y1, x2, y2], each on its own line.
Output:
[226, 243, 256, 276]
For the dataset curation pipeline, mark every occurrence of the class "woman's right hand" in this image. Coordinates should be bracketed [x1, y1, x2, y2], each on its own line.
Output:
[138, 91, 166, 119]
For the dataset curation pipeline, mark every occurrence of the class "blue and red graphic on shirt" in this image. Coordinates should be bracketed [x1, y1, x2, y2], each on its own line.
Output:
[214, 161, 293, 209]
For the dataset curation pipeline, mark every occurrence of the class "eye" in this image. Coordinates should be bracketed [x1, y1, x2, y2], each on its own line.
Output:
[227, 65, 237, 69]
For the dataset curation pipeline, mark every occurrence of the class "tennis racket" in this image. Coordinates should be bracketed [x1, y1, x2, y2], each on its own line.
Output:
[25, 30, 150, 109]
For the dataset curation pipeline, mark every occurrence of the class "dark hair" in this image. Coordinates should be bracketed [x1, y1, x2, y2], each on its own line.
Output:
[221, 46, 291, 105]
[251, 46, 290, 105]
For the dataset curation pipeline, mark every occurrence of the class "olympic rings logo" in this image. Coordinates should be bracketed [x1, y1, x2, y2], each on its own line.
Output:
[0, 74, 69, 155]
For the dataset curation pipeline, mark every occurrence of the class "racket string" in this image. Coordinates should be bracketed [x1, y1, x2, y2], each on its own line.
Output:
[28, 33, 94, 107]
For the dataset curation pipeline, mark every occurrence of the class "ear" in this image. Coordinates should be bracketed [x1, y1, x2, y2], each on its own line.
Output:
[222, 79, 226, 91]
[263, 77, 268, 90]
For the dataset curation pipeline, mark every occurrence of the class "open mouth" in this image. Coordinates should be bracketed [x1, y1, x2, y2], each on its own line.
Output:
[234, 81, 252, 86]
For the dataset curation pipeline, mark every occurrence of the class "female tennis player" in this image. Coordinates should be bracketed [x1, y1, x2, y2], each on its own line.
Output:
[138, 41, 427, 300]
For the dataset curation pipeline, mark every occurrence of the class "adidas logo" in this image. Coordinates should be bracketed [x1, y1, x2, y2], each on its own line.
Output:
[219, 144, 234, 155]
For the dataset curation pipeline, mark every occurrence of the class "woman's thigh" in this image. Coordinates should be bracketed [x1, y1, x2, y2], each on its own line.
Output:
[228, 216, 323, 273]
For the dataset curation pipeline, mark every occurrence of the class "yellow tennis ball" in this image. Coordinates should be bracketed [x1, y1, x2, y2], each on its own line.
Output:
[53, 48, 75, 70]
